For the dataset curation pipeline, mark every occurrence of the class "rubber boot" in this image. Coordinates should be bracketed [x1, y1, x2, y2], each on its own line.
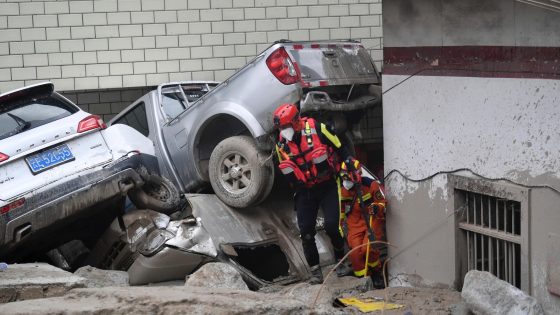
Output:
[333, 248, 353, 277]
[309, 265, 323, 284]
[370, 269, 386, 289]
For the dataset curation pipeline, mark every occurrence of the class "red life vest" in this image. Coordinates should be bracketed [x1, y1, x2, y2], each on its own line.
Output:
[277, 118, 338, 188]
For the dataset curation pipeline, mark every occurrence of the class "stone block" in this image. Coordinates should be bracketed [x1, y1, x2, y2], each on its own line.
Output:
[108, 12, 131, 25]
[8, 15, 32, 28]
[22, 28, 46, 41]
[123, 74, 146, 87]
[23, 54, 49, 67]
[0, 29, 20, 42]
[145, 48, 169, 61]
[45, 2, 69, 14]
[224, 32, 245, 44]
[180, 59, 202, 71]
[189, 22, 211, 34]
[74, 266, 129, 288]
[20, 2, 45, 15]
[211, 20, 233, 33]
[156, 35, 179, 48]
[71, 26, 95, 39]
[131, 12, 154, 24]
[165, 0, 188, 10]
[185, 262, 249, 290]
[84, 38, 109, 51]
[146, 73, 169, 85]
[277, 18, 298, 31]
[223, 8, 244, 20]
[10, 41, 34, 55]
[121, 49, 144, 62]
[75, 77, 99, 90]
[96, 25, 119, 38]
[133, 61, 156, 74]
[94, 0, 118, 12]
[156, 60, 180, 72]
[48, 52, 72, 65]
[0, 3, 19, 16]
[309, 5, 328, 17]
[188, 0, 210, 9]
[166, 23, 189, 35]
[86, 64, 110, 76]
[201, 33, 224, 46]
[59, 14, 82, 27]
[143, 23, 166, 36]
[110, 63, 134, 75]
[266, 6, 287, 19]
[200, 9, 223, 21]
[155, 11, 177, 23]
[288, 29, 309, 41]
[202, 57, 224, 70]
[97, 50, 121, 63]
[462, 270, 544, 315]
[12, 67, 36, 80]
[288, 6, 308, 18]
[319, 16, 339, 28]
[61, 65, 86, 78]
[37, 66, 62, 79]
[60, 39, 85, 52]
[191, 46, 212, 58]
[245, 7, 265, 19]
[213, 45, 235, 57]
[211, 0, 233, 8]
[119, 0, 141, 11]
[233, 0, 254, 8]
[33, 15, 58, 27]
[99, 75, 123, 88]
[109, 37, 132, 50]
[234, 20, 255, 32]
[179, 34, 202, 47]
[119, 25, 142, 37]
[70, 1, 94, 14]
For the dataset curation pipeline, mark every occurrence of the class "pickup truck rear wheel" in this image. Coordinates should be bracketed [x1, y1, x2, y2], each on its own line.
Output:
[128, 174, 180, 214]
[209, 135, 275, 208]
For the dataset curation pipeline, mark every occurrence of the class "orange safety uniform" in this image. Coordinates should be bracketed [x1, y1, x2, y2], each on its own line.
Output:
[339, 176, 387, 277]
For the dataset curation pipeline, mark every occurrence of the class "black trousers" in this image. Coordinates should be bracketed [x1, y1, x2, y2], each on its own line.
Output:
[295, 179, 345, 267]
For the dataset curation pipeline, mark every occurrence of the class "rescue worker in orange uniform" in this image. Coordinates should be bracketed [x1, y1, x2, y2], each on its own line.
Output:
[339, 159, 387, 289]
[273, 103, 354, 284]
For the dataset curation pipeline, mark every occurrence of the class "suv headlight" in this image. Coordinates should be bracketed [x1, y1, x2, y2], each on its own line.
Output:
[139, 229, 174, 256]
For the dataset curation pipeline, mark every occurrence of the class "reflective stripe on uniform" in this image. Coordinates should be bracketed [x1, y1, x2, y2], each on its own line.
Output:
[353, 260, 380, 277]
[320, 123, 341, 148]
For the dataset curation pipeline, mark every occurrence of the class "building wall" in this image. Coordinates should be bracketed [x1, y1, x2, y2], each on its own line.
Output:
[0, 0, 383, 94]
[383, 0, 560, 313]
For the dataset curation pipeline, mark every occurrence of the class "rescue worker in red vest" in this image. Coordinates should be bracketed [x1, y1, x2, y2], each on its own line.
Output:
[339, 158, 387, 289]
[273, 103, 354, 284]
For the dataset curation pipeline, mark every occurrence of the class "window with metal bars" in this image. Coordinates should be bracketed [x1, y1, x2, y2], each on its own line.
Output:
[452, 176, 529, 292]
[459, 191, 521, 287]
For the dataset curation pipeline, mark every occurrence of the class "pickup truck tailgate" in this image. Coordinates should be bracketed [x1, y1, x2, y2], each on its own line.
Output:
[286, 42, 380, 86]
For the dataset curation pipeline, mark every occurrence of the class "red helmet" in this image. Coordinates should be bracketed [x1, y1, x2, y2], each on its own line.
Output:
[273, 103, 300, 130]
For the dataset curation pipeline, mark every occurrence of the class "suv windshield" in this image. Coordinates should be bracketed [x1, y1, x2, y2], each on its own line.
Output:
[0, 94, 77, 140]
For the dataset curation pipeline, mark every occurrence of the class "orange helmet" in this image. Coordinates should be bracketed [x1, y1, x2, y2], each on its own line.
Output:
[273, 103, 300, 131]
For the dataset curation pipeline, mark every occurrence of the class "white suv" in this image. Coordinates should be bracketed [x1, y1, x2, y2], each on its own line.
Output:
[0, 83, 179, 261]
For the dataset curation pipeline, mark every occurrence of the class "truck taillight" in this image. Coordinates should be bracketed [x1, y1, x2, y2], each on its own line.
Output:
[0, 198, 25, 215]
[0, 153, 8, 162]
[77, 115, 107, 133]
[266, 47, 300, 85]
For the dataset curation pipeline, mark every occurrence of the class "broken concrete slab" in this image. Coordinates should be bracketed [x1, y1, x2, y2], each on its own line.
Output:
[0, 286, 323, 314]
[74, 266, 129, 288]
[185, 262, 249, 291]
[462, 270, 544, 315]
[0, 263, 86, 304]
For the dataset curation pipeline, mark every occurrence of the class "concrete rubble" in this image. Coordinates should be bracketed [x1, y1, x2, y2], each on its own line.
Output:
[74, 266, 129, 288]
[0, 263, 86, 303]
[185, 262, 249, 290]
[0, 263, 468, 314]
[462, 270, 545, 315]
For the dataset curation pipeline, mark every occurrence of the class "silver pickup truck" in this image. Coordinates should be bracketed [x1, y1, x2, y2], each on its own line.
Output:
[110, 40, 381, 208]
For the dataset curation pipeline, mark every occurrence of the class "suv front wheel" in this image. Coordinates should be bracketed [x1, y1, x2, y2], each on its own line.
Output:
[209, 135, 275, 208]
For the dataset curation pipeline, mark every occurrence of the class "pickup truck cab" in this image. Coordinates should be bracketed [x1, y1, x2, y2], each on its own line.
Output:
[110, 40, 381, 208]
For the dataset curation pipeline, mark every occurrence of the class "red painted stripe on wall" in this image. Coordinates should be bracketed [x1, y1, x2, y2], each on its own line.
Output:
[383, 46, 560, 79]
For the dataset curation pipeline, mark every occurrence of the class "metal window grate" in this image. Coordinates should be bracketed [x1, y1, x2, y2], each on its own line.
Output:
[458, 190, 522, 288]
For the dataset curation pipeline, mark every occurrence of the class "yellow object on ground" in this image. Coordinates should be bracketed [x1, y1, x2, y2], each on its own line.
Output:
[335, 297, 404, 312]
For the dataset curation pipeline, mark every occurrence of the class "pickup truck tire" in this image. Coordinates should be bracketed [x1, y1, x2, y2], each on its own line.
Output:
[209, 135, 275, 208]
[128, 174, 180, 214]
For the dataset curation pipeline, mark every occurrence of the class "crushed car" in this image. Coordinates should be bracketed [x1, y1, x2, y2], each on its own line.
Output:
[0, 83, 180, 263]
[110, 40, 381, 208]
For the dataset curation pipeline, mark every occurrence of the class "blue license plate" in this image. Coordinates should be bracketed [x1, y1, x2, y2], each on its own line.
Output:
[26, 144, 75, 174]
